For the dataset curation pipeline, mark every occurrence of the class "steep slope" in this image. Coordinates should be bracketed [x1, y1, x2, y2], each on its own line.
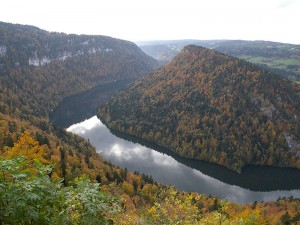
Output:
[138, 40, 300, 81]
[1, 22, 300, 224]
[99, 45, 300, 172]
[0, 21, 162, 222]
[0, 21, 158, 117]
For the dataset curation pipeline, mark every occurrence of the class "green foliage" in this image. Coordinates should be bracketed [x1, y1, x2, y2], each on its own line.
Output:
[146, 187, 202, 224]
[291, 212, 300, 224]
[280, 211, 291, 225]
[0, 157, 119, 225]
[279, 211, 300, 225]
[145, 186, 236, 225]
[62, 176, 119, 225]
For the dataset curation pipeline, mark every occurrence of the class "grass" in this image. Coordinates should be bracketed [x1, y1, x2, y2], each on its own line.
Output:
[279, 59, 300, 65]
[241, 56, 300, 75]
[246, 57, 300, 67]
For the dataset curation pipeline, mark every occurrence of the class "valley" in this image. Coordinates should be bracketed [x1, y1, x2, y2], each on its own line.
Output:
[138, 40, 300, 81]
[1, 21, 300, 224]
[53, 82, 300, 199]
[99, 45, 300, 172]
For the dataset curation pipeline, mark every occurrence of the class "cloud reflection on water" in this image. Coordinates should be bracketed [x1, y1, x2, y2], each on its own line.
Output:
[67, 116, 300, 204]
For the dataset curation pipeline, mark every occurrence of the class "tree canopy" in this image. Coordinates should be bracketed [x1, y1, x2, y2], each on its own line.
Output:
[99, 45, 300, 172]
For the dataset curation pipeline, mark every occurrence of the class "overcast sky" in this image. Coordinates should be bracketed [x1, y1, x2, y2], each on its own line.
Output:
[1, 0, 300, 44]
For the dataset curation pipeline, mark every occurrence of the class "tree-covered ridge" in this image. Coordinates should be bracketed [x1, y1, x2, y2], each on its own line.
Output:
[1, 21, 300, 223]
[0, 21, 158, 117]
[99, 45, 300, 172]
[139, 40, 300, 81]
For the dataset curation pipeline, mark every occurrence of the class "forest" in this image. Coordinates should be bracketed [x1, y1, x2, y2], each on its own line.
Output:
[99, 45, 300, 172]
[2, 124, 300, 224]
[1, 21, 300, 224]
[0, 21, 158, 117]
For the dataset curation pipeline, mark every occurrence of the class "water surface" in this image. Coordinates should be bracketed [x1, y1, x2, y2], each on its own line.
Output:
[49, 79, 134, 128]
[67, 116, 300, 204]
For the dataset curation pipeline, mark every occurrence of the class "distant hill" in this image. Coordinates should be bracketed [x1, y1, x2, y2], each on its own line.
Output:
[0, 21, 159, 117]
[138, 40, 300, 81]
[99, 45, 300, 172]
[2, 22, 300, 224]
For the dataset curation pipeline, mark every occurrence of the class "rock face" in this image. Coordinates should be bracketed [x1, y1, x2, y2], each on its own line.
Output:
[0, 21, 159, 116]
[99, 45, 300, 172]
[0, 22, 158, 70]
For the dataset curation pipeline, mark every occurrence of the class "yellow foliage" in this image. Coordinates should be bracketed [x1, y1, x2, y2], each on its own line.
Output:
[147, 187, 201, 224]
[51, 172, 61, 181]
[6, 131, 48, 164]
[142, 184, 157, 203]
[230, 207, 269, 225]
[122, 181, 134, 196]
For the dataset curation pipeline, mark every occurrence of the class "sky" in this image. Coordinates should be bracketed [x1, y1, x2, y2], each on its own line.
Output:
[1, 0, 300, 44]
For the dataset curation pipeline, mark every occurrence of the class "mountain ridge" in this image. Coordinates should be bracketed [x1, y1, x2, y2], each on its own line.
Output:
[138, 39, 300, 81]
[99, 45, 300, 172]
[0, 21, 159, 117]
[1, 22, 300, 224]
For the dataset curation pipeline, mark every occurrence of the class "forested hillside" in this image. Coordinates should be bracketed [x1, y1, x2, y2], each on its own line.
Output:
[1, 22, 300, 224]
[0, 21, 158, 117]
[138, 40, 300, 81]
[3, 133, 300, 224]
[0, 22, 161, 223]
[99, 45, 300, 172]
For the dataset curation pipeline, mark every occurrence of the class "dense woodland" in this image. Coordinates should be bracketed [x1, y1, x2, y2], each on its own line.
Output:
[99, 45, 300, 172]
[0, 22, 158, 117]
[2, 116, 300, 224]
[1, 22, 300, 224]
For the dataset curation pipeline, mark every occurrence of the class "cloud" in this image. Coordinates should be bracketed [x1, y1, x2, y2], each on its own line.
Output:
[67, 116, 102, 134]
[68, 116, 300, 204]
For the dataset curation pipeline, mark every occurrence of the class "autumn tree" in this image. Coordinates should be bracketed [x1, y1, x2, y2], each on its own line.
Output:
[5, 131, 48, 164]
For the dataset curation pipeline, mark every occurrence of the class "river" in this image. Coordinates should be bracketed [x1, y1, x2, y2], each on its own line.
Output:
[50, 80, 300, 204]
